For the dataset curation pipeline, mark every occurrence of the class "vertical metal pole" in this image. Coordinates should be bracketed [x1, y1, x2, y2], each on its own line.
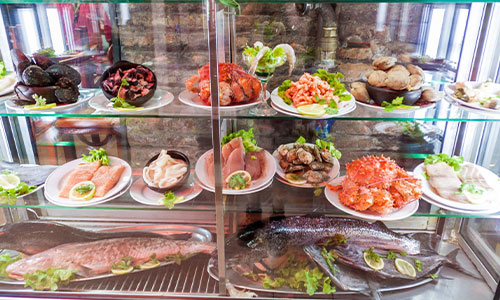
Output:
[206, 0, 225, 295]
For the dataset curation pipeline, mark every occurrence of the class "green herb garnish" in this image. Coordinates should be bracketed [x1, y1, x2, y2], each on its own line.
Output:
[312, 69, 347, 97]
[381, 97, 413, 112]
[315, 139, 341, 159]
[0, 62, 6, 79]
[414, 259, 423, 272]
[385, 250, 397, 260]
[36, 48, 56, 58]
[455, 183, 484, 195]
[364, 248, 383, 264]
[221, 128, 259, 153]
[75, 184, 94, 195]
[278, 80, 292, 105]
[424, 153, 464, 172]
[250, 155, 257, 160]
[0, 182, 36, 205]
[423, 171, 430, 180]
[318, 234, 347, 247]
[429, 273, 438, 279]
[33, 94, 47, 107]
[81, 148, 110, 166]
[110, 78, 140, 110]
[159, 191, 184, 209]
[0, 253, 22, 278]
[321, 247, 338, 274]
[399, 251, 407, 256]
[296, 136, 306, 144]
[112, 256, 133, 270]
[24, 268, 77, 291]
[228, 174, 248, 190]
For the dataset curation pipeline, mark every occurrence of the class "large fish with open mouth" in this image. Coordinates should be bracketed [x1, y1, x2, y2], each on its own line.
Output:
[7, 238, 216, 280]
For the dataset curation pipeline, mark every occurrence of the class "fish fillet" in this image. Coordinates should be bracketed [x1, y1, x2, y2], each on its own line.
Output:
[244, 150, 266, 180]
[425, 162, 467, 202]
[59, 161, 101, 198]
[6, 238, 216, 280]
[91, 165, 125, 197]
[206, 137, 246, 186]
[459, 164, 494, 192]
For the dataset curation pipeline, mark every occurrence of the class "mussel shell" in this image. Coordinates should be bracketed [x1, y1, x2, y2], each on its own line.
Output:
[32, 53, 54, 70]
[22, 65, 55, 87]
[14, 84, 58, 104]
[46, 63, 81, 86]
[99, 61, 157, 107]
[10, 49, 32, 83]
[143, 150, 190, 193]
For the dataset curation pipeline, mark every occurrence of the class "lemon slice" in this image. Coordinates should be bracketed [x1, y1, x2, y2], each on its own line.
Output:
[395, 258, 416, 278]
[69, 181, 96, 201]
[285, 173, 307, 185]
[115, 107, 144, 111]
[111, 266, 134, 275]
[0, 173, 20, 189]
[363, 251, 384, 271]
[297, 104, 325, 117]
[139, 261, 161, 269]
[225, 170, 252, 190]
[463, 190, 487, 204]
[23, 103, 57, 110]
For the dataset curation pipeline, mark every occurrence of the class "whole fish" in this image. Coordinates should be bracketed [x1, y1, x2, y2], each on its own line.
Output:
[0, 221, 176, 255]
[245, 216, 420, 257]
[7, 238, 216, 280]
[0, 161, 57, 186]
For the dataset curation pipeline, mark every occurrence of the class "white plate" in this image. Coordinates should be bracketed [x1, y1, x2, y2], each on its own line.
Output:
[130, 172, 202, 206]
[272, 143, 340, 188]
[324, 176, 419, 221]
[444, 81, 500, 114]
[5, 89, 94, 112]
[355, 99, 436, 114]
[421, 194, 500, 215]
[89, 89, 174, 113]
[178, 89, 269, 111]
[0, 73, 17, 97]
[198, 175, 273, 194]
[270, 88, 356, 119]
[44, 157, 132, 207]
[413, 162, 500, 211]
[194, 149, 276, 195]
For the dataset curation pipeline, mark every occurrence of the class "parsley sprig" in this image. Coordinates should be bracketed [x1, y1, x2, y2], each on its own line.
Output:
[381, 96, 414, 112]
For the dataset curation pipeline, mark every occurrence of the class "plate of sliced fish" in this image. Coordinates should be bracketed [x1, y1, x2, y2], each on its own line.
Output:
[414, 161, 500, 211]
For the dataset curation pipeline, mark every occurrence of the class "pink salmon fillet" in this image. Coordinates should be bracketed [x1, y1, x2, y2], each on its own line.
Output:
[59, 161, 101, 198]
[91, 165, 125, 197]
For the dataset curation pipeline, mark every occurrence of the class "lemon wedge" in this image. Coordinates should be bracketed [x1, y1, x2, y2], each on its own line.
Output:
[226, 170, 252, 190]
[111, 266, 134, 275]
[363, 251, 384, 271]
[285, 173, 307, 185]
[297, 104, 325, 117]
[0, 173, 20, 189]
[23, 103, 57, 110]
[395, 258, 416, 278]
[138, 261, 161, 269]
[69, 181, 96, 201]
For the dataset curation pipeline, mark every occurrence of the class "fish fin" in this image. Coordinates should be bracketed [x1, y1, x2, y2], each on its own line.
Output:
[445, 248, 482, 280]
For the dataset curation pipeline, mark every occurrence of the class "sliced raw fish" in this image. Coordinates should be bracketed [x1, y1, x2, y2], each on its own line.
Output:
[425, 162, 467, 202]
[205, 137, 246, 187]
[459, 164, 495, 192]
[244, 150, 266, 180]
[59, 161, 101, 198]
[0, 161, 58, 186]
[91, 165, 125, 197]
[222, 146, 245, 182]
[205, 151, 215, 186]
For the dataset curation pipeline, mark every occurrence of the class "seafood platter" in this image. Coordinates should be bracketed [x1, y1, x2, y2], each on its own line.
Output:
[350, 56, 441, 114]
[130, 150, 203, 206]
[209, 215, 478, 296]
[413, 153, 500, 214]
[325, 155, 421, 221]
[44, 149, 132, 207]
[444, 80, 500, 116]
[0, 221, 214, 288]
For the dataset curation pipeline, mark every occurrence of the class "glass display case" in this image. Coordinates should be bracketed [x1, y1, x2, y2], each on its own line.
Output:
[0, 0, 499, 299]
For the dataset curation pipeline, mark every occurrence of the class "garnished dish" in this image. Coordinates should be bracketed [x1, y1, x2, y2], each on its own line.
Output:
[271, 69, 356, 118]
[44, 148, 132, 207]
[0, 61, 17, 96]
[181, 63, 261, 109]
[0, 221, 214, 291]
[413, 154, 500, 213]
[351, 57, 440, 113]
[195, 128, 276, 194]
[273, 136, 341, 187]
[9, 49, 85, 110]
[325, 155, 421, 220]
[444, 80, 500, 114]
[209, 215, 477, 296]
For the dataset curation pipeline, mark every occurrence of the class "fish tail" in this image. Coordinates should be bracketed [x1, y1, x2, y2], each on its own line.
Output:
[445, 248, 482, 280]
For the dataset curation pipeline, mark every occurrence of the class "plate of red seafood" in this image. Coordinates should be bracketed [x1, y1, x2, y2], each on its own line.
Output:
[325, 155, 422, 221]
[180, 63, 266, 111]
[44, 150, 132, 207]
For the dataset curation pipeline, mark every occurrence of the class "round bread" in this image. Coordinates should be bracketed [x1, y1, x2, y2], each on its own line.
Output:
[387, 65, 410, 76]
[407, 64, 425, 77]
[372, 56, 397, 71]
[408, 74, 424, 91]
[421, 87, 441, 102]
[368, 71, 388, 88]
[385, 71, 410, 90]
[351, 82, 370, 103]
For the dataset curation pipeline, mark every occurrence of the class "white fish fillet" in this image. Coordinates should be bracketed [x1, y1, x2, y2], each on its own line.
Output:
[425, 162, 467, 203]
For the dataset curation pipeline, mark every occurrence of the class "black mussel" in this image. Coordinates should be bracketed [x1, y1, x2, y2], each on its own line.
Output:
[10, 49, 32, 83]
[46, 63, 81, 86]
[143, 151, 190, 193]
[14, 84, 58, 104]
[32, 53, 54, 70]
[22, 65, 55, 87]
[99, 61, 157, 107]
[54, 77, 79, 103]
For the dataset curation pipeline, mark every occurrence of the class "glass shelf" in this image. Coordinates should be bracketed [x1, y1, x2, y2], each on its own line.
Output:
[0, 0, 496, 3]
[2, 89, 500, 121]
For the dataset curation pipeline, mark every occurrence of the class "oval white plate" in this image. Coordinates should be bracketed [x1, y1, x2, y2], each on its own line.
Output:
[413, 162, 500, 211]
[89, 89, 174, 114]
[355, 99, 436, 114]
[272, 143, 340, 188]
[178, 89, 269, 111]
[130, 172, 202, 206]
[5, 89, 94, 112]
[444, 81, 500, 114]
[44, 157, 132, 207]
[270, 88, 356, 118]
[195, 149, 276, 195]
[324, 176, 419, 221]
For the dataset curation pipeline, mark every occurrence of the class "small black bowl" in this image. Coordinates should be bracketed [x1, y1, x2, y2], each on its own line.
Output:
[99, 61, 157, 107]
[366, 84, 422, 106]
[143, 150, 190, 193]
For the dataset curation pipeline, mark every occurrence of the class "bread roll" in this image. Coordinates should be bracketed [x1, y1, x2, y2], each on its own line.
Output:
[351, 82, 370, 103]
[368, 71, 388, 87]
[385, 71, 410, 90]
[372, 56, 397, 71]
